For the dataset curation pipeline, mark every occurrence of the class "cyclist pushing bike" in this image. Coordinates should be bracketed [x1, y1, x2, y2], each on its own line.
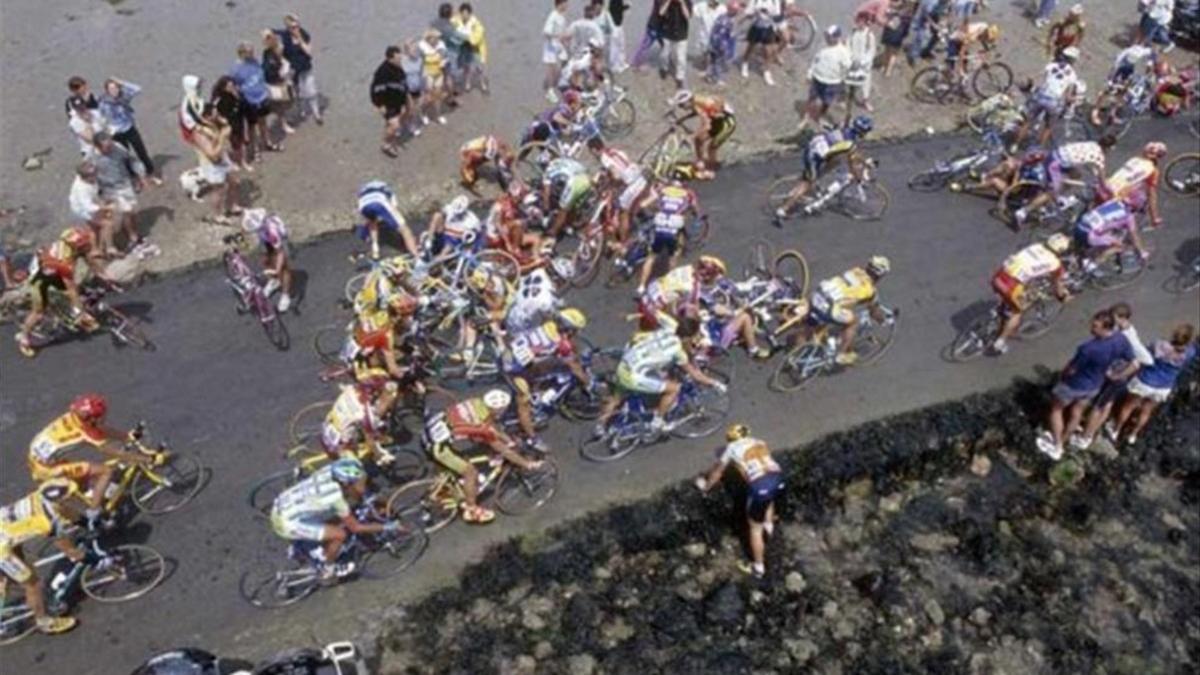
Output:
[668, 90, 737, 180]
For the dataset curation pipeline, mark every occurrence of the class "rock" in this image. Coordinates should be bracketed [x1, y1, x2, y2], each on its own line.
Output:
[833, 618, 856, 639]
[844, 477, 873, 500]
[911, 532, 960, 553]
[469, 598, 497, 623]
[593, 566, 613, 580]
[509, 655, 537, 675]
[1087, 437, 1119, 459]
[567, 653, 597, 675]
[1161, 511, 1186, 531]
[525, 594, 555, 616]
[970, 607, 992, 627]
[924, 599, 945, 626]
[563, 592, 601, 632]
[879, 493, 904, 512]
[784, 638, 818, 664]
[600, 617, 635, 644]
[1051, 549, 1066, 566]
[675, 580, 704, 601]
[21, 156, 42, 171]
[970, 454, 992, 477]
[821, 600, 839, 619]
[521, 610, 547, 631]
[703, 583, 745, 627]
[505, 583, 533, 606]
[785, 571, 807, 594]
[534, 641, 555, 660]
[749, 590, 767, 606]
[684, 542, 707, 558]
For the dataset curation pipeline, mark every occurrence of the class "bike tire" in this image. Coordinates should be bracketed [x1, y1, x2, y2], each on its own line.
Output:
[686, 214, 710, 249]
[773, 250, 810, 299]
[1165, 153, 1200, 196]
[770, 343, 825, 392]
[360, 527, 429, 579]
[908, 168, 950, 192]
[853, 307, 899, 366]
[247, 469, 297, 517]
[579, 424, 643, 463]
[289, 400, 334, 448]
[765, 174, 803, 218]
[131, 453, 204, 515]
[972, 62, 1013, 99]
[835, 181, 890, 221]
[786, 12, 818, 51]
[1017, 295, 1065, 339]
[262, 313, 290, 351]
[1163, 265, 1200, 294]
[239, 558, 318, 609]
[601, 99, 637, 139]
[911, 66, 948, 104]
[555, 229, 604, 289]
[561, 349, 620, 421]
[495, 458, 559, 515]
[313, 323, 347, 366]
[670, 371, 731, 440]
[82, 544, 166, 603]
[603, 257, 635, 289]
[386, 478, 459, 534]
[103, 307, 156, 352]
[343, 272, 368, 308]
[474, 249, 522, 287]
[0, 602, 35, 646]
[948, 312, 997, 362]
[1090, 250, 1147, 291]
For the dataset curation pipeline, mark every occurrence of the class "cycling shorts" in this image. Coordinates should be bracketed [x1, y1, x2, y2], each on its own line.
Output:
[28, 458, 93, 484]
[430, 440, 472, 476]
[1024, 93, 1063, 125]
[991, 269, 1029, 312]
[809, 292, 855, 325]
[1074, 222, 1127, 250]
[0, 540, 33, 583]
[651, 230, 680, 256]
[358, 203, 405, 234]
[704, 317, 741, 350]
[709, 115, 736, 148]
[616, 362, 669, 395]
[270, 512, 328, 543]
[29, 272, 66, 311]
[746, 472, 784, 523]
[618, 177, 648, 211]
[1045, 158, 1065, 193]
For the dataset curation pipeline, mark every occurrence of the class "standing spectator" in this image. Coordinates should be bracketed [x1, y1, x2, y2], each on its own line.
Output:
[1036, 310, 1139, 460]
[432, 3, 467, 102]
[797, 26, 851, 131]
[608, 0, 631, 72]
[419, 29, 450, 125]
[371, 46, 410, 158]
[1074, 302, 1154, 449]
[846, 12, 878, 117]
[67, 96, 106, 159]
[455, 4, 490, 93]
[65, 76, 99, 118]
[568, 3, 605, 58]
[706, 1, 741, 84]
[543, 0, 571, 102]
[741, 0, 782, 85]
[178, 75, 206, 147]
[906, 0, 944, 64]
[952, 0, 981, 26]
[262, 30, 298, 137]
[694, 0, 725, 68]
[241, 209, 295, 312]
[1138, 0, 1176, 52]
[1045, 4, 1085, 59]
[632, 0, 667, 71]
[68, 162, 116, 254]
[1012, 46, 1083, 149]
[659, 0, 693, 89]
[98, 78, 162, 185]
[91, 132, 147, 252]
[1034, 0, 1057, 28]
[1111, 323, 1197, 445]
[211, 76, 251, 172]
[401, 40, 428, 136]
[278, 13, 323, 125]
[190, 104, 241, 225]
[229, 42, 279, 159]
[879, 1, 912, 77]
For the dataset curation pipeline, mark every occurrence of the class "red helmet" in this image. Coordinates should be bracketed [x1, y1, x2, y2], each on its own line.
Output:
[562, 90, 581, 107]
[63, 226, 95, 251]
[70, 393, 108, 421]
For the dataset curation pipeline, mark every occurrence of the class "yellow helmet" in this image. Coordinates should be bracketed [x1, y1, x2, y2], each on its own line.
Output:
[558, 308, 587, 331]
[468, 268, 491, 290]
[984, 24, 1000, 44]
[726, 423, 750, 442]
[381, 255, 410, 278]
[697, 256, 727, 277]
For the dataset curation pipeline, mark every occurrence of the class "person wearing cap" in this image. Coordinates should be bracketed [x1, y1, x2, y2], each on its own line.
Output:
[277, 13, 322, 124]
[1013, 46, 1084, 149]
[241, 209, 294, 311]
[229, 41, 280, 159]
[1046, 4, 1086, 59]
[797, 25, 851, 131]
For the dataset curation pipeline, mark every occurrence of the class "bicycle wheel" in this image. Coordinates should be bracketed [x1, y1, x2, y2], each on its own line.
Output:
[0, 602, 35, 646]
[770, 343, 825, 392]
[254, 293, 289, 350]
[907, 168, 950, 192]
[835, 181, 890, 221]
[495, 459, 559, 515]
[911, 67, 949, 104]
[131, 453, 204, 514]
[1164, 260, 1200, 294]
[516, 141, 558, 183]
[561, 350, 620, 421]
[387, 478, 459, 534]
[853, 308, 899, 366]
[82, 544, 166, 602]
[289, 400, 333, 448]
[600, 99, 637, 139]
[475, 249, 521, 286]
[773, 250, 810, 298]
[1090, 250, 1147, 291]
[313, 323, 347, 366]
[103, 307, 156, 352]
[360, 527, 429, 580]
[1017, 295, 1065, 339]
[765, 174, 803, 217]
[972, 62, 1013, 99]
[239, 558, 318, 609]
[685, 214, 710, 250]
[670, 370, 731, 439]
[344, 273, 368, 308]
[247, 469, 296, 517]
[1165, 154, 1200, 196]
[948, 312, 997, 362]
[374, 447, 431, 488]
[579, 417, 644, 462]
[785, 11, 818, 52]
[1089, 101, 1135, 140]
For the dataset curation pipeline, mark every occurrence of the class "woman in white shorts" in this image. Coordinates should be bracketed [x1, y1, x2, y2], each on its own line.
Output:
[1110, 323, 1197, 445]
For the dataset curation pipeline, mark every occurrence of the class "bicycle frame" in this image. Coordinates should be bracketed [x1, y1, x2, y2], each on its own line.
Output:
[101, 436, 171, 515]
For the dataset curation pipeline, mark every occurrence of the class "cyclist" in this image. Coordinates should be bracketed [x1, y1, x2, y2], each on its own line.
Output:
[505, 267, 563, 333]
[428, 195, 485, 258]
[773, 115, 873, 221]
[456, 267, 512, 362]
[520, 90, 584, 148]
[241, 208, 294, 312]
[502, 308, 593, 450]
[1103, 142, 1166, 229]
[694, 424, 784, 578]
[947, 22, 1000, 79]
[1090, 38, 1156, 127]
[559, 38, 607, 92]
[951, 144, 1050, 198]
[270, 458, 400, 582]
[670, 90, 737, 179]
[698, 282, 774, 360]
[808, 255, 890, 366]
[352, 255, 415, 318]
[352, 294, 420, 419]
[318, 383, 394, 465]
[27, 394, 152, 512]
[540, 157, 593, 239]
[425, 389, 545, 524]
[1011, 135, 1117, 225]
[459, 135, 515, 191]
[0, 479, 90, 635]
[1013, 47, 1084, 150]
[15, 226, 111, 358]
[587, 137, 651, 252]
[1151, 59, 1196, 117]
[598, 315, 726, 435]
[642, 255, 729, 318]
[989, 234, 1073, 355]
[636, 178, 700, 297]
[355, 180, 419, 259]
[1073, 198, 1151, 266]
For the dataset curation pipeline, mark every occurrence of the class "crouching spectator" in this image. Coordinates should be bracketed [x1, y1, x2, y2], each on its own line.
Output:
[1110, 323, 1197, 445]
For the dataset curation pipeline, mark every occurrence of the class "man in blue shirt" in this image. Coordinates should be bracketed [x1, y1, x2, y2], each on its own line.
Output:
[229, 42, 278, 157]
[1037, 310, 1139, 459]
[278, 13, 322, 124]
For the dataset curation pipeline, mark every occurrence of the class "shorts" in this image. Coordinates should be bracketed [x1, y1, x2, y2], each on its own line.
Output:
[543, 43, 567, 65]
[1092, 378, 1127, 408]
[991, 270, 1028, 312]
[802, 151, 825, 181]
[295, 70, 319, 99]
[705, 317, 741, 350]
[1051, 381, 1099, 405]
[358, 202, 407, 233]
[103, 186, 138, 214]
[29, 458, 92, 483]
[747, 23, 778, 45]
[1109, 63, 1135, 85]
[424, 73, 445, 92]
[242, 99, 269, 126]
[1046, 158, 1064, 193]
[709, 115, 736, 149]
[945, 38, 964, 63]
[616, 362, 669, 395]
[810, 293, 853, 325]
[384, 102, 406, 120]
[200, 160, 231, 186]
[1024, 94, 1062, 125]
[270, 512, 327, 542]
[809, 79, 843, 107]
[431, 440, 472, 476]
[1127, 375, 1172, 402]
[618, 177, 648, 211]
[1074, 223, 1128, 251]
[0, 541, 32, 583]
[746, 472, 784, 523]
[651, 229, 680, 255]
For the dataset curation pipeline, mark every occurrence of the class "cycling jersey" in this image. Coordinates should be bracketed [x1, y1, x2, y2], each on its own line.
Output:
[356, 181, 408, 234]
[505, 269, 561, 332]
[505, 320, 573, 372]
[1037, 61, 1081, 102]
[653, 184, 697, 235]
[34, 234, 84, 280]
[643, 264, 699, 310]
[546, 159, 592, 211]
[254, 213, 288, 252]
[0, 492, 68, 582]
[1001, 243, 1063, 284]
[693, 94, 733, 119]
[1110, 44, 1154, 81]
[28, 412, 106, 481]
[441, 209, 483, 244]
[811, 268, 876, 325]
[719, 437, 781, 482]
[1051, 141, 1106, 175]
[1106, 156, 1157, 208]
[804, 129, 855, 178]
[545, 158, 587, 185]
[1076, 199, 1135, 249]
[616, 328, 689, 394]
[446, 397, 500, 445]
[271, 471, 351, 542]
[353, 268, 396, 316]
[460, 135, 498, 160]
[558, 53, 595, 89]
[600, 148, 643, 186]
[321, 386, 379, 453]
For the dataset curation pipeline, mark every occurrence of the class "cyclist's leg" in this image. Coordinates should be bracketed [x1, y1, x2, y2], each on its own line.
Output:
[654, 379, 681, 421]
[510, 375, 537, 440]
[432, 439, 480, 509]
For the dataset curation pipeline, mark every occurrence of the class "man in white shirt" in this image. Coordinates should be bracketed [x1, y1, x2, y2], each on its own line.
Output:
[797, 26, 851, 131]
[693, 0, 725, 66]
[1013, 46, 1084, 148]
[1138, 0, 1175, 52]
[67, 99, 106, 159]
[846, 13, 878, 117]
[68, 162, 116, 254]
[543, 0, 571, 101]
[567, 3, 605, 58]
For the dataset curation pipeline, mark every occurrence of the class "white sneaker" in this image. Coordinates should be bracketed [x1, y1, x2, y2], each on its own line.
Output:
[649, 415, 666, 433]
[774, 208, 787, 219]
[411, 125, 423, 137]
[436, 115, 448, 125]
[1068, 433, 1092, 451]
[277, 293, 292, 313]
[1035, 432, 1063, 460]
[741, 62, 750, 79]
[763, 71, 775, 87]
[421, 115, 431, 125]
[1126, 433, 1138, 445]
[989, 339, 1008, 355]
[1103, 421, 1118, 443]
[263, 278, 281, 297]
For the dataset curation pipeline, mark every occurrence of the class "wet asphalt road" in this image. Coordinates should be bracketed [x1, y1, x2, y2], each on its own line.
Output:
[1, 119, 1197, 674]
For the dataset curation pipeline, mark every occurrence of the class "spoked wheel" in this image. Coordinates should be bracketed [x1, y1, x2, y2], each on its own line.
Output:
[313, 323, 349, 366]
[344, 273, 368, 308]
[556, 230, 604, 289]
[971, 62, 1013, 99]
[289, 400, 334, 448]
[372, 447, 431, 488]
[102, 307, 157, 352]
[853, 308, 899, 366]
[387, 478, 459, 534]
[239, 557, 318, 609]
[0, 599, 35, 646]
[1165, 153, 1200, 196]
[783, 11, 818, 52]
[579, 421, 644, 463]
[1163, 260, 1200, 294]
[773, 250, 810, 298]
[255, 294, 289, 350]
[1017, 294, 1065, 339]
[474, 250, 522, 287]
[247, 469, 297, 517]
[911, 67, 951, 104]
[908, 168, 950, 192]
[770, 343, 826, 392]
[1090, 250, 1147, 291]
[600, 99, 637, 139]
[685, 214, 710, 249]
[360, 527, 429, 579]
[669, 372, 732, 440]
[82, 545, 166, 602]
[494, 459, 559, 515]
[562, 349, 620, 421]
[515, 141, 558, 184]
[131, 453, 204, 514]
[224, 254, 250, 314]
[765, 174, 803, 218]
[1053, 114, 1092, 143]
[948, 312, 998, 362]
[835, 181, 890, 221]
[638, 133, 684, 183]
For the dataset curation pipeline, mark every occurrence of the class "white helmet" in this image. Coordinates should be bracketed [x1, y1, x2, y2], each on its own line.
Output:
[241, 208, 267, 233]
[483, 388, 512, 412]
[1045, 233, 1070, 254]
[1061, 46, 1080, 62]
[446, 195, 471, 219]
[670, 90, 694, 108]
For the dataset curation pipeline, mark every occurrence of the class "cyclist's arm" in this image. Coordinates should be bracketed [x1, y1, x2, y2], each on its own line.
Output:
[563, 351, 591, 388]
[682, 360, 721, 388]
[382, 347, 409, 381]
[697, 458, 728, 492]
[53, 536, 87, 564]
[340, 511, 386, 535]
[1146, 179, 1161, 226]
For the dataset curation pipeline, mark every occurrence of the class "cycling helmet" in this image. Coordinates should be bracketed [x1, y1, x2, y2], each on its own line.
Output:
[558, 307, 587, 331]
[241, 208, 267, 233]
[670, 89, 695, 108]
[1045, 233, 1071, 254]
[483, 388, 512, 412]
[446, 195, 471, 219]
[330, 458, 366, 485]
[588, 37, 605, 51]
[983, 24, 1000, 44]
[468, 268, 491, 291]
[866, 255, 891, 277]
[850, 115, 874, 136]
[71, 393, 108, 421]
[38, 478, 79, 504]
[1142, 141, 1168, 160]
[563, 90, 582, 107]
[1060, 46, 1080, 62]
[726, 423, 750, 442]
[697, 255, 727, 278]
[63, 225, 95, 251]
[484, 136, 499, 160]
[381, 255, 411, 278]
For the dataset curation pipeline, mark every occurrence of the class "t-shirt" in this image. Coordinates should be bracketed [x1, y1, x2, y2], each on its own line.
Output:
[720, 437, 781, 482]
[69, 176, 102, 221]
[277, 27, 313, 73]
[567, 18, 604, 55]
[1114, 44, 1154, 72]
[229, 60, 270, 106]
[1061, 333, 1136, 393]
[808, 43, 852, 85]
[371, 60, 408, 109]
[1137, 340, 1196, 389]
[1146, 0, 1175, 25]
[68, 111, 105, 156]
[659, 0, 693, 41]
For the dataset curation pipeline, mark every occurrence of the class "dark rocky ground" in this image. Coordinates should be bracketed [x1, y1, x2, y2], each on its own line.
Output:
[371, 369, 1200, 675]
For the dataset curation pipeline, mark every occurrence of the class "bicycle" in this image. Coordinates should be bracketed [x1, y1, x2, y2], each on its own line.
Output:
[96, 422, 205, 521]
[0, 530, 166, 645]
[638, 116, 695, 183]
[727, 240, 811, 354]
[1163, 254, 1200, 294]
[23, 279, 155, 353]
[222, 234, 289, 351]
[964, 93, 1027, 138]
[907, 130, 1007, 192]
[1089, 72, 1154, 140]
[769, 304, 899, 392]
[515, 117, 603, 186]
[500, 341, 619, 431]
[911, 51, 1013, 105]
[1165, 152, 1200, 196]
[582, 83, 636, 140]
[579, 369, 731, 462]
[946, 284, 1065, 362]
[603, 214, 710, 289]
[767, 154, 890, 222]
[238, 499, 429, 609]
[998, 175, 1095, 231]
[386, 423, 559, 533]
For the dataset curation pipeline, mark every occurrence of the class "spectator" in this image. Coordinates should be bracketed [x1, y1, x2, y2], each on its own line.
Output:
[1045, 4, 1085, 59]
[1012, 46, 1083, 149]
[432, 2, 467, 102]
[797, 26, 851, 131]
[1036, 310, 1139, 460]
[741, 0, 782, 85]
[1138, 0, 1176, 52]
[1111, 323, 1197, 445]
[211, 76, 251, 172]
[98, 77, 162, 185]
[608, 0, 631, 72]
[906, 0, 945, 64]
[1074, 302, 1154, 449]
[189, 104, 241, 225]
[67, 96, 106, 159]
[632, 0, 667, 71]
[65, 75, 99, 119]
[543, 0, 571, 102]
[278, 13, 323, 125]
[561, 37, 608, 91]
[568, 3, 605, 58]
[178, 75, 206, 147]
[694, 0, 725, 68]
[262, 30, 298, 136]
[241, 209, 295, 312]
[879, 1, 912, 77]
[68, 161, 116, 254]
[419, 29, 450, 125]
[659, 0, 693, 89]
[455, 4, 490, 93]
[371, 46, 410, 158]
[91, 132, 147, 252]
[401, 40, 429, 136]
[706, 1, 741, 84]
[1034, 0, 1057, 28]
[847, 12, 878, 117]
[229, 41, 279, 159]
[951, 0, 982, 26]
